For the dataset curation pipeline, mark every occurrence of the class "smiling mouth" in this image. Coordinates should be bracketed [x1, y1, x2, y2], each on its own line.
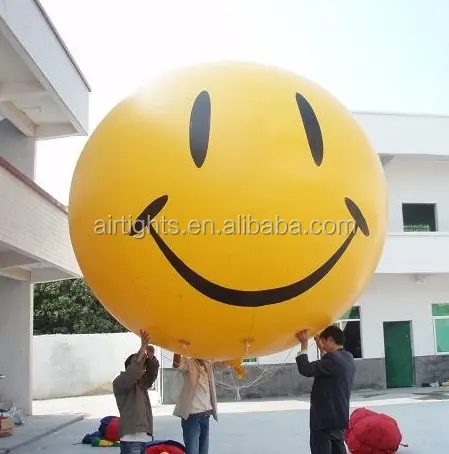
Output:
[128, 196, 370, 308]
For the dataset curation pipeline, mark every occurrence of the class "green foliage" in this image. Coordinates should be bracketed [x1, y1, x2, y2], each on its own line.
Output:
[33, 279, 127, 335]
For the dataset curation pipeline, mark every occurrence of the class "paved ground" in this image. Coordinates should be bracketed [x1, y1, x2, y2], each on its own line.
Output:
[2, 389, 449, 453]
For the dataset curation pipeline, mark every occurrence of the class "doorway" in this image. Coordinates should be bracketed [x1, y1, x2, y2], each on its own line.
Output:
[383, 321, 414, 388]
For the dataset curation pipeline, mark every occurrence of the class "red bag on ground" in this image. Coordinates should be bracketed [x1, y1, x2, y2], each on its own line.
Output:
[345, 407, 406, 454]
[103, 416, 119, 442]
[145, 440, 185, 453]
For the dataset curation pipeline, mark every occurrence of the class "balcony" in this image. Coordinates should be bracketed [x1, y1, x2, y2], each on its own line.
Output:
[376, 232, 449, 274]
[0, 157, 81, 282]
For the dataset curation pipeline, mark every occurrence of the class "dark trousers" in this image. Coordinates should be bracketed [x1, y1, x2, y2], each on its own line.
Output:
[120, 441, 146, 454]
[181, 411, 211, 454]
[310, 429, 347, 454]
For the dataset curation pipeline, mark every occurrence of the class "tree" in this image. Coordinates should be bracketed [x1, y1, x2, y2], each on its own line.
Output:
[33, 279, 127, 335]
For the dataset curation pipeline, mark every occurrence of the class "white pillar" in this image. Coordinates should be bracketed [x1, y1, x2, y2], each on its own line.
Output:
[0, 276, 33, 415]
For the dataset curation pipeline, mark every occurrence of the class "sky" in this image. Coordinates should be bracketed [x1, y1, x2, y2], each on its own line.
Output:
[36, 0, 449, 204]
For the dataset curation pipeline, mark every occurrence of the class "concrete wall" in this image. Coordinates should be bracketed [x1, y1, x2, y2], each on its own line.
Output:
[0, 277, 33, 414]
[0, 119, 36, 180]
[161, 358, 387, 405]
[384, 156, 449, 232]
[32, 332, 162, 404]
[414, 355, 449, 385]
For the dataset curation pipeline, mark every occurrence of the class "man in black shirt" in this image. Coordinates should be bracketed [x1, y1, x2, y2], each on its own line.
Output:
[296, 326, 356, 454]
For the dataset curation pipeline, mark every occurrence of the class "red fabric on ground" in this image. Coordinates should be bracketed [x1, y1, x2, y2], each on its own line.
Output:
[345, 407, 403, 454]
[103, 417, 120, 442]
[145, 444, 185, 454]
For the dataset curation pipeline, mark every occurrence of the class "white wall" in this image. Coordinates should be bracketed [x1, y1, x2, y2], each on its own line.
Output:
[358, 273, 448, 358]
[0, 277, 33, 413]
[0, 119, 36, 180]
[374, 156, 449, 273]
[384, 156, 449, 232]
[376, 233, 449, 274]
[32, 332, 162, 402]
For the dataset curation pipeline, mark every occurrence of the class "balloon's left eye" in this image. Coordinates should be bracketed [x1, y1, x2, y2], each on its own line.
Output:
[295, 92, 323, 167]
[189, 90, 211, 168]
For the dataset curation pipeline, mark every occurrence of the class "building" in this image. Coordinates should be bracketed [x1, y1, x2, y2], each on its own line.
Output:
[160, 111, 449, 403]
[0, 0, 89, 414]
[2, 2, 445, 407]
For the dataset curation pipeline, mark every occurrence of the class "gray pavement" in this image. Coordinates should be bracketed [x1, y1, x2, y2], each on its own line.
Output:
[0, 414, 83, 453]
[2, 389, 449, 453]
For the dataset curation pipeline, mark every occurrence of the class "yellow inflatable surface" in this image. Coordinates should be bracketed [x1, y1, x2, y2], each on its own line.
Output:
[69, 62, 388, 360]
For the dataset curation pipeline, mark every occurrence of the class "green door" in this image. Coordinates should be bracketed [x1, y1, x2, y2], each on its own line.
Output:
[383, 321, 414, 388]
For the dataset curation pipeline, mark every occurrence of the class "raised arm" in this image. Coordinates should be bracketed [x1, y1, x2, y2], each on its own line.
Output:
[142, 345, 160, 390]
[294, 329, 336, 378]
[113, 329, 149, 393]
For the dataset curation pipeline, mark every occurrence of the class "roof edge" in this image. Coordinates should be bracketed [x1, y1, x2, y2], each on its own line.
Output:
[353, 110, 449, 119]
[32, 0, 91, 92]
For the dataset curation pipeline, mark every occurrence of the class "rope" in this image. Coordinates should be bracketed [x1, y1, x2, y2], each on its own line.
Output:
[235, 387, 242, 401]
[215, 345, 297, 392]
[161, 340, 299, 400]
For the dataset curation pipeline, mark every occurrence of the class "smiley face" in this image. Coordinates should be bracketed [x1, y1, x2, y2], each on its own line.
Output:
[69, 62, 388, 360]
[127, 90, 371, 308]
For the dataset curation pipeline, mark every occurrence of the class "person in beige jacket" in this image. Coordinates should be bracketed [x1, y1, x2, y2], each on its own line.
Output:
[172, 354, 225, 454]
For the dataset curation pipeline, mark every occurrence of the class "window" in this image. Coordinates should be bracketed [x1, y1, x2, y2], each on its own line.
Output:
[334, 306, 362, 359]
[432, 303, 449, 354]
[402, 203, 437, 232]
[243, 357, 258, 364]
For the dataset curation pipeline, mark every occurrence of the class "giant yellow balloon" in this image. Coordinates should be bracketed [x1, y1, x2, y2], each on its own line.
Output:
[69, 62, 388, 360]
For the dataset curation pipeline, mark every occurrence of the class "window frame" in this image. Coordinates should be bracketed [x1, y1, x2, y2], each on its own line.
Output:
[432, 303, 449, 355]
[401, 202, 438, 232]
[334, 305, 363, 360]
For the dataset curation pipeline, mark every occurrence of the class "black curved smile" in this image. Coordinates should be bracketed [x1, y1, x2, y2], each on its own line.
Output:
[128, 195, 370, 308]
[127, 89, 371, 308]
